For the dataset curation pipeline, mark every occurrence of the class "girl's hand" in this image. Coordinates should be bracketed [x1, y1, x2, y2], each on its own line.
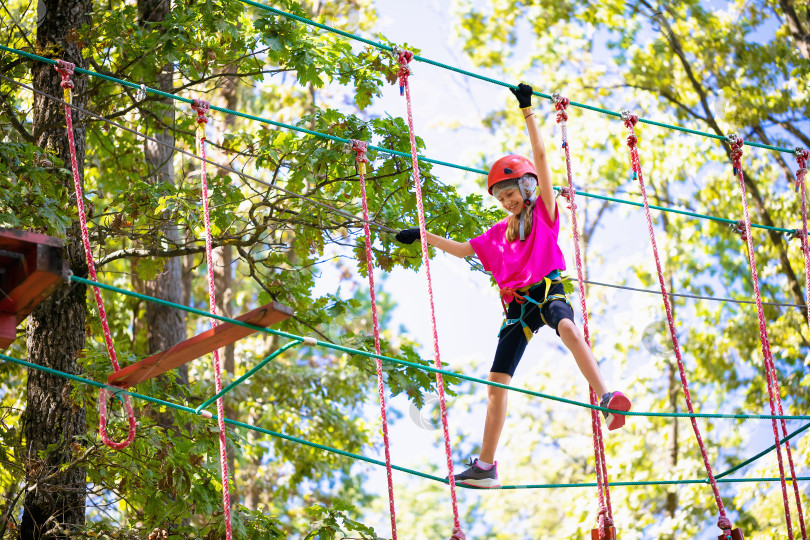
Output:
[510, 83, 533, 109]
[395, 228, 420, 244]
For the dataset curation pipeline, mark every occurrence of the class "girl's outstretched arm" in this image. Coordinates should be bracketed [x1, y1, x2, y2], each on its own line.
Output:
[511, 83, 556, 221]
[394, 228, 474, 258]
[424, 232, 475, 258]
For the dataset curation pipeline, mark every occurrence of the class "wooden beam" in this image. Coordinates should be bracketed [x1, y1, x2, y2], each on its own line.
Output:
[108, 301, 294, 388]
[0, 229, 65, 349]
[0, 313, 16, 349]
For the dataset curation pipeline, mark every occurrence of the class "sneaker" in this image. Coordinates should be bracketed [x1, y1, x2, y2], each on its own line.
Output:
[452, 457, 500, 488]
[600, 391, 631, 431]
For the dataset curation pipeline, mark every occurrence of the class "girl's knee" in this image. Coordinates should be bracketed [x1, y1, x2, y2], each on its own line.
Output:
[557, 318, 577, 338]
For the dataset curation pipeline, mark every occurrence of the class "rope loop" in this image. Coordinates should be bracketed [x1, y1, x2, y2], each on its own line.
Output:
[717, 515, 733, 533]
[448, 527, 466, 540]
[98, 387, 137, 450]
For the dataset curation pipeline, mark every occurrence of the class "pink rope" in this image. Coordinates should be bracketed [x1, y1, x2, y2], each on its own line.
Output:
[554, 96, 613, 539]
[730, 136, 805, 539]
[795, 148, 810, 334]
[396, 48, 464, 540]
[54, 60, 136, 450]
[192, 98, 233, 540]
[622, 113, 734, 536]
[351, 140, 398, 539]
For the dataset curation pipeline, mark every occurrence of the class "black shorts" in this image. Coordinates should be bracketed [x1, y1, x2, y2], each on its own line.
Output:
[490, 280, 575, 377]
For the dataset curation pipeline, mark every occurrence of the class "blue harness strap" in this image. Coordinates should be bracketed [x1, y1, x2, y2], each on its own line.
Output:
[499, 274, 570, 342]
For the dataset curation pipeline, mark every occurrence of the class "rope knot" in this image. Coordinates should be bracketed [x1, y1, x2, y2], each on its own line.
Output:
[791, 229, 809, 253]
[393, 46, 414, 95]
[717, 515, 732, 532]
[620, 109, 638, 129]
[552, 93, 570, 123]
[794, 147, 808, 193]
[728, 134, 744, 172]
[350, 139, 369, 175]
[448, 527, 466, 540]
[191, 99, 211, 124]
[499, 287, 526, 304]
[732, 219, 748, 241]
[55, 60, 75, 89]
[558, 186, 577, 210]
[626, 133, 638, 148]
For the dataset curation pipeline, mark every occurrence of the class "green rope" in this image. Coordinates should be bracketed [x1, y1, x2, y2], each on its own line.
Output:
[194, 339, 303, 413]
[69, 275, 810, 422]
[235, 0, 795, 154]
[2, 351, 807, 490]
[0, 45, 796, 235]
[714, 421, 810, 480]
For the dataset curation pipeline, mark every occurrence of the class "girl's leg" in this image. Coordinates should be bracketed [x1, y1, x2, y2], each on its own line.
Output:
[557, 318, 608, 397]
[479, 371, 512, 463]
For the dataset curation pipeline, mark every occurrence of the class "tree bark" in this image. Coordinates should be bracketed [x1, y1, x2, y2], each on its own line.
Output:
[22, 0, 90, 537]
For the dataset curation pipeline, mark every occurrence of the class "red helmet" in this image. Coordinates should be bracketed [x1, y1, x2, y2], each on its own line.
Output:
[487, 154, 537, 194]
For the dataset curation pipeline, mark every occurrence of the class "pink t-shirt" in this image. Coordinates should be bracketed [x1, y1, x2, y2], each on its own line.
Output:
[470, 201, 566, 300]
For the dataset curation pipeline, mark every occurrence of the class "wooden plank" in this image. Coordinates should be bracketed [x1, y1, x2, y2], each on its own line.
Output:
[108, 301, 294, 388]
[0, 313, 16, 349]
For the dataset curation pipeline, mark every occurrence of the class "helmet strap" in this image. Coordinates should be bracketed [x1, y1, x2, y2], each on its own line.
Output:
[519, 210, 526, 241]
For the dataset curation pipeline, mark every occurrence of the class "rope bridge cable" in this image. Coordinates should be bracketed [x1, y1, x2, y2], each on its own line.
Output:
[8, 72, 802, 313]
[70, 274, 810, 423]
[1, 350, 809, 492]
[232, 0, 795, 154]
[0, 68, 798, 238]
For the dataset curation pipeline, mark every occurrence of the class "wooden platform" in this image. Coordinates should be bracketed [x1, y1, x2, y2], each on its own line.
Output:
[107, 301, 293, 387]
[0, 229, 65, 348]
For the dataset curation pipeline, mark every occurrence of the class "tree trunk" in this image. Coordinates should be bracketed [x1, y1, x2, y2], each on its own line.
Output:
[138, 0, 188, 386]
[22, 0, 90, 537]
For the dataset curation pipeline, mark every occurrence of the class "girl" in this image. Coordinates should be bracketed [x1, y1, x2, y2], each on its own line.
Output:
[394, 83, 630, 488]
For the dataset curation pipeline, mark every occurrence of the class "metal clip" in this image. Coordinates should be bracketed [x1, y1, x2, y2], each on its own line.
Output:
[136, 84, 146, 101]
[620, 109, 632, 121]
[551, 92, 561, 103]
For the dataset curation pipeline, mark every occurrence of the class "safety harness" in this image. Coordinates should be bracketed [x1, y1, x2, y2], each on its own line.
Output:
[499, 271, 570, 342]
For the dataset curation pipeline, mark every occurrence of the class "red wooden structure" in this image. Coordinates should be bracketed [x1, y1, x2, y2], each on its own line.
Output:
[0, 229, 65, 348]
[107, 301, 293, 387]
[590, 527, 617, 540]
[718, 529, 744, 540]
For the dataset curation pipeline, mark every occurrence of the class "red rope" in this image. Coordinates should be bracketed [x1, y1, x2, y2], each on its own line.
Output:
[55, 60, 136, 450]
[795, 148, 810, 334]
[192, 98, 233, 540]
[730, 136, 806, 539]
[554, 95, 613, 539]
[351, 140, 398, 540]
[622, 113, 734, 536]
[396, 48, 465, 540]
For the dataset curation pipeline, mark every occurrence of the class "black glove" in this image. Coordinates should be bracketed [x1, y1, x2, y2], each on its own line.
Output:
[395, 228, 420, 245]
[510, 82, 533, 109]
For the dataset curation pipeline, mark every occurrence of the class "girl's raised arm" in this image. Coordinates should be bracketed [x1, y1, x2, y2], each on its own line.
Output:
[510, 83, 556, 221]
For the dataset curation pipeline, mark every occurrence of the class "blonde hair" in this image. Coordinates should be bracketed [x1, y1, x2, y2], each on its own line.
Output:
[505, 199, 535, 243]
